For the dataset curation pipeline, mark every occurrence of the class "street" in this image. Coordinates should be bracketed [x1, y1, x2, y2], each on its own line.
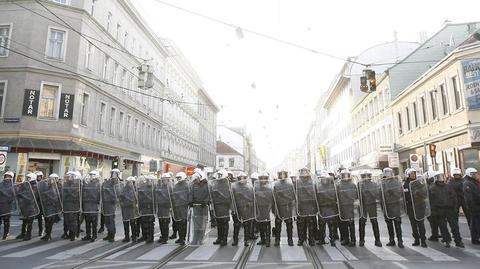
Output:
[0, 214, 479, 269]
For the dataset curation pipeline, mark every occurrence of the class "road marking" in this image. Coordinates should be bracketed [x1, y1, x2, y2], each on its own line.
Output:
[29, 261, 58, 269]
[392, 261, 410, 269]
[184, 237, 224, 261]
[46, 240, 108, 260]
[2, 240, 72, 258]
[136, 244, 178, 260]
[363, 237, 406, 261]
[403, 239, 458, 261]
[249, 244, 261, 261]
[0, 240, 37, 252]
[104, 242, 145, 260]
[336, 245, 358, 260]
[280, 245, 307, 261]
[90, 243, 129, 259]
[462, 247, 480, 258]
[322, 245, 346, 261]
[232, 245, 245, 261]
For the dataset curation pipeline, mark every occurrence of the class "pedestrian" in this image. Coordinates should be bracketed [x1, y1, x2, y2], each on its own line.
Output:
[335, 169, 357, 247]
[15, 173, 40, 241]
[231, 172, 255, 247]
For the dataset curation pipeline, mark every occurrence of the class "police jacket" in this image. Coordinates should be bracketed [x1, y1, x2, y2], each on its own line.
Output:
[403, 179, 414, 210]
[448, 177, 465, 204]
[463, 176, 480, 212]
[189, 180, 210, 205]
[429, 182, 457, 213]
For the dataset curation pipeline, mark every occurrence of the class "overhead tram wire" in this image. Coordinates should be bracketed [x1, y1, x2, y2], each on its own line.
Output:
[0, 44, 211, 107]
[13, 1, 144, 81]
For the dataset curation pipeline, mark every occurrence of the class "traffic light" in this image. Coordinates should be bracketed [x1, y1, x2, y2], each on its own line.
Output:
[112, 156, 119, 169]
[360, 69, 376, 93]
[360, 75, 369, 93]
[429, 144, 437, 158]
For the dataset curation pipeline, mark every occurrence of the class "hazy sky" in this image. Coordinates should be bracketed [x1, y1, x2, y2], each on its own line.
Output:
[132, 0, 479, 168]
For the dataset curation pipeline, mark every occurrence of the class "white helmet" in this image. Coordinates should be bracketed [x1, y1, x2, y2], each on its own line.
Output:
[161, 173, 172, 179]
[237, 171, 247, 179]
[258, 172, 270, 180]
[383, 167, 394, 178]
[26, 172, 37, 182]
[34, 171, 44, 178]
[250, 172, 259, 180]
[191, 172, 203, 182]
[217, 169, 228, 179]
[299, 168, 310, 177]
[111, 168, 121, 179]
[126, 176, 136, 182]
[175, 172, 187, 181]
[89, 170, 100, 179]
[66, 171, 81, 180]
[451, 168, 462, 176]
[49, 173, 59, 180]
[340, 169, 351, 180]
[405, 168, 417, 178]
[465, 167, 478, 178]
[3, 171, 14, 180]
[424, 170, 437, 180]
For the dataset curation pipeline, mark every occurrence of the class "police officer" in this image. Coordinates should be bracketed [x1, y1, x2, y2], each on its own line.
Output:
[273, 170, 295, 246]
[34, 171, 45, 237]
[227, 172, 243, 246]
[171, 172, 189, 245]
[315, 172, 339, 247]
[155, 173, 173, 244]
[449, 168, 470, 227]
[404, 168, 427, 247]
[15, 173, 40, 241]
[427, 171, 464, 248]
[296, 168, 319, 246]
[381, 168, 404, 248]
[231, 172, 255, 247]
[63, 171, 82, 241]
[463, 168, 480, 245]
[189, 171, 210, 245]
[358, 171, 382, 247]
[336, 169, 357, 247]
[250, 172, 260, 240]
[254, 172, 274, 247]
[209, 170, 231, 246]
[39, 174, 62, 241]
[0, 171, 15, 240]
[82, 171, 101, 242]
[119, 176, 138, 243]
[101, 169, 120, 242]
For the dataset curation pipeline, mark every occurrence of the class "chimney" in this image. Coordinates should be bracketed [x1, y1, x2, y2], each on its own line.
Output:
[419, 31, 428, 43]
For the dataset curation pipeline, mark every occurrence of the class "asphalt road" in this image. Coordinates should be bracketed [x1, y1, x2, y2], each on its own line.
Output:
[0, 213, 478, 269]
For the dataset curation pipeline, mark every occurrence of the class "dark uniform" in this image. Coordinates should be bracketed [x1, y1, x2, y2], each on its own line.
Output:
[336, 171, 358, 247]
[188, 173, 210, 245]
[62, 172, 81, 241]
[81, 173, 101, 242]
[254, 173, 274, 247]
[273, 171, 295, 247]
[0, 172, 16, 240]
[296, 168, 319, 246]
[404, 169, 427, 247]
[463, 169, 480, 245]
[428, 171, 464, 248]
[315, 173, 339, 247]
[155, 174, 173, 244]
[231, 173, 255, 247]
[381, 168, 404, 248]
[358, 172, 382, 247]
[448, 171, 470, 227]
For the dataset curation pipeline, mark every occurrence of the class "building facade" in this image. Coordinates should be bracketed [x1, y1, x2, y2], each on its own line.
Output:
[216, 140, 244, 173]
[0, 0, 217, 180]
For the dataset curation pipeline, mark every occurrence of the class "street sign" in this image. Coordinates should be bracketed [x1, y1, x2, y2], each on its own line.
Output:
[409, 154, 420, 170]
[0, 151, 7, 171]
[379, 145, 393, 153]
[388, 152, 399, 168]
[0, 145, 10, 152]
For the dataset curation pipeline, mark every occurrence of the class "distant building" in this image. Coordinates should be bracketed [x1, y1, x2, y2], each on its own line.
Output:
[216, 140, 244, 173]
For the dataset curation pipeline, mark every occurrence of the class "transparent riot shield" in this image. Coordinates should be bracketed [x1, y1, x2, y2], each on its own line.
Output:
[82, 178, 100, 214]
[335, 178, 359, 221]
[117, 181, 139, 221]
[409, 176, 431, 221]
[380, 176, 405, 219]
[358, 177, 381, 219]
[208, 178, 232, 218]
[295, 177, 319, 217]
[272, 179, 296, 220]
[253, 180, 274, 222]
[154, 178, 172, 219]
[231, 181, 255, 222]
[188, 204, 209, 245]
[170, 180, 189, 221]
[0, 180, 17, 216]
[315, 180, 339, 218]
[62, 177, 81, 213]
[14, 181, 40, 218]
[37, 178, 63, 217]
[101, 179, 118, 216]
[137, 176, 155, 217]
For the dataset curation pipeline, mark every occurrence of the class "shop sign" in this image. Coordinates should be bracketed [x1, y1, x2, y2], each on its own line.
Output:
[462, 58, 480, 110]
[59, 93, 74, 120]
[388, 152, 399, 168]
[0, 151, 7, 171]
[22, 89, 40, 116]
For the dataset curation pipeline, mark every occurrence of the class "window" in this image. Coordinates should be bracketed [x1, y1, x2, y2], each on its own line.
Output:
[102, 55, 110, 80]
[0, 81, 7, 117]
[430, 91, 438, 120]
[46, 28, 67, 60]
[90, 0, 97, 15]
[147, 125, 151, 145]
[452, 76, 462, 110]
[98, 102, 107, 132]
[141, 122, 146, 146]
[113, 62, 119, 84]
[109, 107, 116, 136]
[0, 24, 11, 57]
[106, 12, 113, 32]
[405, 107, 411, 131]
[440, 84, 449, 115]
[412, 101, 419, 128]
[124, 31, 128, 47]
[120, 69, 126, 92]
[80, 92, 89, 125]
[125, 115, 131, 141]
[420, 96, 427, 124]
[117, 111, 124, 138]
[397, 112, 403, 135]
[116, 24, 121, 40]
[229, 157, 235, 167]
[38, 83, 60, 120]
[85, 42, 94, 70]
[52, 0, 67, 4]
[133, 119, 139, 144]
[219, 157, 224, 167]
[131, 37, 136, 54]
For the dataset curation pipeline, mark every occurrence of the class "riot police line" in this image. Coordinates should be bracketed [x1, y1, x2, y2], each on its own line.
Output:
[0, 166, 479, 250]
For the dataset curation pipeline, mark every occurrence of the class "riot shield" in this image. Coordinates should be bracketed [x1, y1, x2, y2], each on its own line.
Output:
[295, 177, 319, 217]
[0, 180, 17, 216]
[315, 180, 339, 218]
[272, 179, 296, 220]
[117, 181, 139, 221]
[335, 178, 359, 221]
[82, 178, 100, 213]
[62, 177, 81, 213]
[101, 179, 118, 216]
[170, 180, 189, 221]
[380, 176, 405, 219]
[188, 204, 209, 245]
[358, 178, 380, 219]
[208, 178, 232, 218]
[154, 178, 172, 219]
[253, 180, 274, 222]
[231, 181, 255, 222]
[37, 178, 63, 217]
[409, 176, 431, 221]
[14, 181, 40, 218]
[137, 176, 155, 217]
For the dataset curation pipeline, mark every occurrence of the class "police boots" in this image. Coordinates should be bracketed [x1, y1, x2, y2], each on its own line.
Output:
[16, 220, 26, 239]
[2, 218, 10, 240]
[82, 221, 92, 241]
[221, 221, 229, 246]
[24, 219, 33, 241]
[122, 221, 130, 242]
[37, 215, 43, 237]
[213, 219, 223, 245]
[286, 220, 294, 246]
[371, 219, 382, 247]
[170, 220, 178, 239]
[41, 221, 52, 241]
[265, 222, 271, 247]
[91, 220, 98, 242]
[232, 222, 240, 246]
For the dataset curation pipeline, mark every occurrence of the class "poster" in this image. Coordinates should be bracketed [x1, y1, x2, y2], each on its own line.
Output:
[462, 59, 480, 110]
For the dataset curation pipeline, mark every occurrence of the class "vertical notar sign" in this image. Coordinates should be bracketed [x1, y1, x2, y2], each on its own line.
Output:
[22, 89, 40, 116]
[59, 93, 74, 120]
